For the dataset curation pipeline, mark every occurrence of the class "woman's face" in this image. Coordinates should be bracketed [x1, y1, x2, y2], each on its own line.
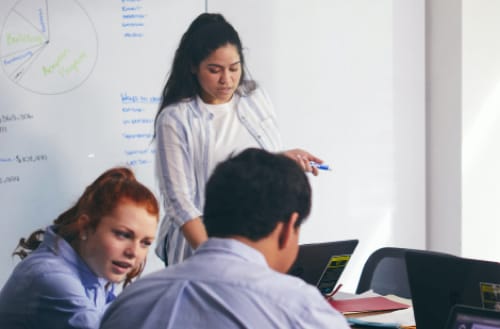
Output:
[79, 200, 158, 283]
[194, 43, 242, 104]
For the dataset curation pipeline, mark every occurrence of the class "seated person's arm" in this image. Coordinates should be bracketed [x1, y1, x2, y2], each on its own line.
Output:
[34, 272, 106, 329]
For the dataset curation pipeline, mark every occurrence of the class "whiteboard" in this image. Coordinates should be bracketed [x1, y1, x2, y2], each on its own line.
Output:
[0, 0, 205, 286]
[0, 0, 425, 292]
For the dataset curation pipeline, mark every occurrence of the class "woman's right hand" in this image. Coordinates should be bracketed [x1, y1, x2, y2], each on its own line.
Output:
[283, 148, 323, 176]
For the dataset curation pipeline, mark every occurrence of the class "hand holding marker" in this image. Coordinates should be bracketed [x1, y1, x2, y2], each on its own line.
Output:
[310, 161, 332, 171]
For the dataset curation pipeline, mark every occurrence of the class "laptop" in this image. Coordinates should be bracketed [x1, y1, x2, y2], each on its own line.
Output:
[445, 304, 500, 329]
[406, 250, 500, 329]
[288, 239, 358, 296]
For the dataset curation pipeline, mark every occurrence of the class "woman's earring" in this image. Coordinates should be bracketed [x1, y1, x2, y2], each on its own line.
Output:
[81, 235, 87, 241]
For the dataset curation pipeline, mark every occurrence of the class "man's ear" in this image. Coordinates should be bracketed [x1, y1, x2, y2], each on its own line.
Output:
[278, 212, 299, 250]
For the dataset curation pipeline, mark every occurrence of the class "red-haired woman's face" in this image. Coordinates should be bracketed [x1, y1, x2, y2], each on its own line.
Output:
[79, 200, 158, 283]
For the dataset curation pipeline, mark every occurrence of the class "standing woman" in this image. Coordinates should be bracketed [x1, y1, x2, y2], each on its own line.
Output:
[0, 167, 159, 329]
[155, 13, 323, 266]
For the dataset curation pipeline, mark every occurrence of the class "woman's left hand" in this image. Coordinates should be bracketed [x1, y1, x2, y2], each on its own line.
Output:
[283, 148, 323, 176]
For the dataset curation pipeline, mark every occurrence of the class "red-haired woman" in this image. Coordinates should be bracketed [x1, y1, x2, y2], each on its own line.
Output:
[0, 167, 159, 329]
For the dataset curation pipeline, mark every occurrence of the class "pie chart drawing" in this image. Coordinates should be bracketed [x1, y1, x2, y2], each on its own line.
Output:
[0, 0, 98, 94]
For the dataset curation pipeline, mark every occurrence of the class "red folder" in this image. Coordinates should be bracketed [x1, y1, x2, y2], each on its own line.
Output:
[328, 296, 410, 313]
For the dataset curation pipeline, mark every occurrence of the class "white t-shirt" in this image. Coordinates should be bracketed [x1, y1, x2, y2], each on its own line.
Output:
[199, 95, 259, 168]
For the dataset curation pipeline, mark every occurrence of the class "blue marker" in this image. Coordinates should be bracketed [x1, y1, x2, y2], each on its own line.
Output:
[310, 161, 332, 171]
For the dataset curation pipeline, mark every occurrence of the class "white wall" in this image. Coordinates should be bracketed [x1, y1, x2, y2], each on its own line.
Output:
[426, 0, 462, 254]
[209, 0, 426, 291]
[0, 1, 426, 293]
[462, 0, 500, 262]
[427, 0, 500, 263]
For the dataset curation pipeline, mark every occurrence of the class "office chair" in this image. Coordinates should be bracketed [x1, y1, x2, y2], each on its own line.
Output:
[355, 247, 415, 298]
[356, 247, 455, 299]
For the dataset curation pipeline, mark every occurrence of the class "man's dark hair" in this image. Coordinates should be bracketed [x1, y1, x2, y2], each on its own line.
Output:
[204, 148, 312, 240]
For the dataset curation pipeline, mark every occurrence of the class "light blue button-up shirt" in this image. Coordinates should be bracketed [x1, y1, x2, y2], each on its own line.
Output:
[0, 226, 115, 329]
[101, 238, 350, 329]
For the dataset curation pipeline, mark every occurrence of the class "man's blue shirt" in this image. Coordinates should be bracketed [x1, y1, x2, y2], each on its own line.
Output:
[101, 238, 350, 328]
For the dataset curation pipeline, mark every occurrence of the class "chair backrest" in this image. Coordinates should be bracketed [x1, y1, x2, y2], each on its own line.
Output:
[356, 247, 454, 299]
[356, 247, 413, 298]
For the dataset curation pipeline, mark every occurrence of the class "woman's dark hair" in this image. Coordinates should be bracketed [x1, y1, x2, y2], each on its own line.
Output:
[13, 167, 159, 287]
[154, 13, 256, 136]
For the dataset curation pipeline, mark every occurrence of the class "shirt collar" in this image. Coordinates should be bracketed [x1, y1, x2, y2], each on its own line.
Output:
[42, 226, 109, 287]
[195, 237, 269, 267]
[195, 94, 240, 119]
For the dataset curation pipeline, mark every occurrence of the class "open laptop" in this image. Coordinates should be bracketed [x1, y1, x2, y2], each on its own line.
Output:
[406, 250, 500, 329]
[445, 304, 500, 329]
[288, 239, 358, 296]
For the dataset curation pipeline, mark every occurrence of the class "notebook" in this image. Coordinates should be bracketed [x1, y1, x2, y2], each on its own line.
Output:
[406, 250, 500, 329]
[288, 239, 358, 296]
[445, 304, 500, 329]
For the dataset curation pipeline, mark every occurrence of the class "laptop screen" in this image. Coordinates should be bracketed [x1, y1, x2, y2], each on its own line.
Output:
[445, 305, 500, 329]
[406, 251, 500, 329]
[288, 239, 358, 296]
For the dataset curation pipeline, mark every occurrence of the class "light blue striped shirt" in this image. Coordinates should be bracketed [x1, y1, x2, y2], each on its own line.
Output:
[154, 88, 283, 264]
[0, 226, 115, 329]
[101, 238, 350, 329]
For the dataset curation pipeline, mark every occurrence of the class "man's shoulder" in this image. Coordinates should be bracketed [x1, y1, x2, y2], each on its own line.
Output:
[102, 263, 347, 329]
[183, 260, 327, 310]
[247, 270, 326, 303]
